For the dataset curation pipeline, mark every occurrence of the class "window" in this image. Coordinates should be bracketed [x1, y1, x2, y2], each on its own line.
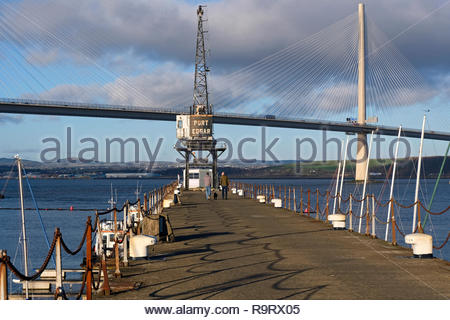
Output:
[177, 120, 183, 128]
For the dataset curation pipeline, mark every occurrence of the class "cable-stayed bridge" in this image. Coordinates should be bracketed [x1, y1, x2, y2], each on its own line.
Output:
[0, 98, 449, 141]
[0, 2, 449, 179]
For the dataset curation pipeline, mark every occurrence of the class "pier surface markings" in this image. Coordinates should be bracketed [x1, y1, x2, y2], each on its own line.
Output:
[97, 191, 450, 300]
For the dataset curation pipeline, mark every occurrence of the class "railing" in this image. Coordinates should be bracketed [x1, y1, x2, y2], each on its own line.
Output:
[0, 181, 178, 300]
[230, 182, 450, 250]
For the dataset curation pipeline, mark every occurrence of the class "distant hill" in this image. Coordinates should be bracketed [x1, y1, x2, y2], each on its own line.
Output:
[0, 158, 41, 167]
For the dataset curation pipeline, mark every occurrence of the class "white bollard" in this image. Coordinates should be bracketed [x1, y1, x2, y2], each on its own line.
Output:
[328, 214, 346, 230]
[405, 233, 433, 258]
[271, 198, 282, 208]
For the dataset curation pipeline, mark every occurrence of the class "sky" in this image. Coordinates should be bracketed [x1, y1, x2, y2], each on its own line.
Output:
[0, 0, 449, 164]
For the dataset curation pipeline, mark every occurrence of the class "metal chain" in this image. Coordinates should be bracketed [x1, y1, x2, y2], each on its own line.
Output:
[3, 230, 58, 281]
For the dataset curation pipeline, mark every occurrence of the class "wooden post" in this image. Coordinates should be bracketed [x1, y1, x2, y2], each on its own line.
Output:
[371, 194, 376, 238]
[123, 201, 129, 266]
[365, 196, 370, 236]
[55, 228, 63, 300]
[307, 189, 311, 217]
[137, 199, 141, 235]
[391, 200, 397, 246]
[293, 188, 296, 212]
[315, 189, 319, 220]
[113, 208, 121, 278]
[0, 250, 8, 300]
[144, 193, 148, 214]
[300, 187, 303, 215]
[101, 251, 110, 295]
[349, 194, 353, 232]
[86, 217, 92, 300]
[325, 191, 329, 222]
[417, 203, 423, 233]
[288, 186, 291, 211]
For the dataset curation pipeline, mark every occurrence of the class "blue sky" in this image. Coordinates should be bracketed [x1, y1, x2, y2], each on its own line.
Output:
[0, 0, 449, 163]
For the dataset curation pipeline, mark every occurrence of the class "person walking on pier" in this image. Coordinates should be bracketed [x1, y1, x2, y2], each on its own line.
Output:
[220, 172, 229, 200]
[204, 172, 211, 200]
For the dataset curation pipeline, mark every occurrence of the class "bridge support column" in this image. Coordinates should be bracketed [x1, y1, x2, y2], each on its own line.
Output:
[356, 3, 367, 181]
[356, 134, 368, 181]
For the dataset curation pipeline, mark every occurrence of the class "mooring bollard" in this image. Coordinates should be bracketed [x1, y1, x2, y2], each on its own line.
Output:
[0, 250, 8, 300]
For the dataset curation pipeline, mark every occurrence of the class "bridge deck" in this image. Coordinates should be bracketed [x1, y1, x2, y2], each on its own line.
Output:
[97, 191, 450, 300]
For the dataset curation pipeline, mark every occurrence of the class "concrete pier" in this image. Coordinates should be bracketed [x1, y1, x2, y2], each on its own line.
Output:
[97, 191, 450, 300]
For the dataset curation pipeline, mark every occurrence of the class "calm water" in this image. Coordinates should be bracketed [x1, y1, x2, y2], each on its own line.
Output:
[0, 177, 449, 294]
[0, 178, 172, 293]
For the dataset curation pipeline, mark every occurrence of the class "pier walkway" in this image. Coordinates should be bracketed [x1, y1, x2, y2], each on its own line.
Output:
[98, 191, 450, 300]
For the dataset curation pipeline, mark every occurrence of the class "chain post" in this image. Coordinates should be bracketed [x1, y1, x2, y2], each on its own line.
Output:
[293, 188, 296, 212]
[307, 189, 311, 217]
[315, 189, 319, 220]
[113, 207, 121, 278]
[349, 194, 353, 232]
[300, 187, 303, 215]
[365, 197, 370, 236]
[391, 200, 397, 245]
[55, 228, 63, 300]
[86, 217, 92, 300]
[137, 198, 141, 235]
[123, 201, 129, 266]
[0, 250, 8, 300]
[371, 194, 376, 239]
[101, 251, 110, 295]
[417, 203, 423, 233]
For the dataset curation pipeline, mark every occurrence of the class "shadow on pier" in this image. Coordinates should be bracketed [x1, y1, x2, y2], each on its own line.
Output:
[97, 191, 450, 300]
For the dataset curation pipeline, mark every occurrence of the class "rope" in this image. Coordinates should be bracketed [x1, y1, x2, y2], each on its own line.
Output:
[74, 269, 87, 300]
[373, 197, 391, 208]
[374, 215, 390, 225]
[433, 232, 450, 250]
[393, 198, 418, 209]
[2, 230, 58, 281]
[60, 223, 89, 256]
[419, 202, 450, 216]
[394, 221, 406, 238]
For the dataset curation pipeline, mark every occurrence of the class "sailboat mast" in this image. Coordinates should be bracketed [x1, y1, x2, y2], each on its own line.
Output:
[412, 115, 426, 233]
[358, 131, 374, 233]
[385, 126, 402, 241]
[338, 136, 350, 209]
[16, 156, 29, 299]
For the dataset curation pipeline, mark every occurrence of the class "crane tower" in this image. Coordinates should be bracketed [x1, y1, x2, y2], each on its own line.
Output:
[175, 5, 226, 189]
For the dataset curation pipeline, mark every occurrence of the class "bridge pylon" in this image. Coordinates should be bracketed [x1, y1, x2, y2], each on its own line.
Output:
[355, 3, 368, 181]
